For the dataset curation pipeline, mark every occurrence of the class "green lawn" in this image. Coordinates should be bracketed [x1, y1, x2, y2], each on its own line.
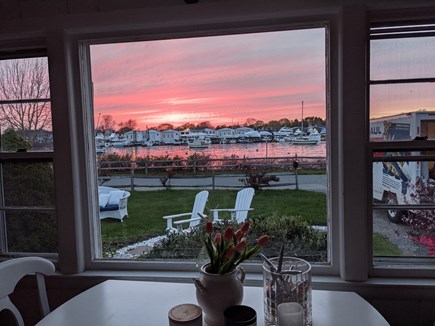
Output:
[373, 233, 402, 256]
[101, 189, 327, 246]
[101, 189, 401, 257]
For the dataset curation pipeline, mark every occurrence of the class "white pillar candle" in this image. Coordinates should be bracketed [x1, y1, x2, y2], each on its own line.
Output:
[277, 302, 304, 326]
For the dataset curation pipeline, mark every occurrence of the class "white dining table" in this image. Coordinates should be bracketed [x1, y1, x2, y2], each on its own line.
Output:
[36, 280, 390, 326]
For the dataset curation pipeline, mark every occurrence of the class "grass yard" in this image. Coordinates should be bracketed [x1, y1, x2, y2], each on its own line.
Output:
[100, 189, 327, 247]
[100, 189, 402, 258]
[373, 233, 402, 256]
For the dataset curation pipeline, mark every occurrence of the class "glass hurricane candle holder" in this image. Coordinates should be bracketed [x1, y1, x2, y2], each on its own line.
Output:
[263, 257, 312, 326]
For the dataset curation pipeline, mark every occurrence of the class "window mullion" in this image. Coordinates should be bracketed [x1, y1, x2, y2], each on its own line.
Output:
[339, 5, 369, 282]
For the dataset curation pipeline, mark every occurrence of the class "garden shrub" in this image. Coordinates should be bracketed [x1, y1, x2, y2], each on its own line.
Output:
[147, 227, 204, 259]
[250, 214, 327, 261]
[402, 178, 435, 235]
[98, 152, 133, 177]
[147, 214, 327, 262]
[239, 165, 280, 190]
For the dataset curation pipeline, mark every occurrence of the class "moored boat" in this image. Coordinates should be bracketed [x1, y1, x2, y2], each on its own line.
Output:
[291, 101, 321, 145]
[188, 138, 209, 149]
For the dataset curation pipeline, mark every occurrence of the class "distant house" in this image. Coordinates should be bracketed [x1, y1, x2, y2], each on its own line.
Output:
[124, 130, 145, 144]
[22, 129, 53, 144]
[180, 129, 208, 143]
[147, 129, 162, 144]
[216, 128, 235, 139]
[235, 127, 254, 138]
[203, 128, 216, 138]
[161, 129, 181, 144]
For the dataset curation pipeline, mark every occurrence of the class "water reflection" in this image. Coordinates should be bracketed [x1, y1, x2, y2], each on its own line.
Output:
[107, 141, 326, 159]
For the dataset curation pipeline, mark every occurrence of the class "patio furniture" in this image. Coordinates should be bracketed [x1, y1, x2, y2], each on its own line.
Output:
[163, 190, 209, 233]
[210, 187, 255, 223]
[98, 186, 130, 222]
[0, 257, 55, 326]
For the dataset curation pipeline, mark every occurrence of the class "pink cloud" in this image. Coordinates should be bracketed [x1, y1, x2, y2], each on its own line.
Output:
[91, 28, 326, 129]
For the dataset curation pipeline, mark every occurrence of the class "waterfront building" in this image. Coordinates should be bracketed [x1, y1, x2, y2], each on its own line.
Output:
[216, 127, 236, 143]
[161, 129, 181, 144]
[147, 129, 162, 145]
[124, 130, 145, 145]
[235, 127, 254, 138]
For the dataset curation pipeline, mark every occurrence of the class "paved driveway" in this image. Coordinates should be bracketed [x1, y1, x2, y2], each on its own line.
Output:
[100, 173, 327, 193]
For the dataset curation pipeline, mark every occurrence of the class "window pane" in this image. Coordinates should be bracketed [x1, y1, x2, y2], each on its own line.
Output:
[0, 57, 53, 152]
[2, 161, 55, 207]
[371, 36, 435, 80]
[3, 211, 57, 253]
[372, 156, 435, 258]
[373, 209, 434, 257]
[370, 83, 435, 122]
[90, 28, 328, 264]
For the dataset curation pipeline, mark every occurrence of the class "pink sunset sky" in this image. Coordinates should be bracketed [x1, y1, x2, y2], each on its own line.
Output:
[90, 28, 326, 129]
[90, 28, 435, 130]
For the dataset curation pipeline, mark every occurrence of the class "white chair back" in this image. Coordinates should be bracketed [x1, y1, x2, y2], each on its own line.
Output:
[189, 190, 209, 228]
[0, 257, 55, 326]
[234, 187, 255, 223]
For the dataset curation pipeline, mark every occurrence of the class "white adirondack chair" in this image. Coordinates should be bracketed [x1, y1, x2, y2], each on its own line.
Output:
[163, 190, 209, 233]
[0, 257, 55, 326]
[210, 187, 255, 223]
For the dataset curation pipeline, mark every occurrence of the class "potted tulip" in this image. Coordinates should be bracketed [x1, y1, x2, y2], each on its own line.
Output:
[194, 220, 269, 326]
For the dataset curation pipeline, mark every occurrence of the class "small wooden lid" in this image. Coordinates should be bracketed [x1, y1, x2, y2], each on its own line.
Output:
[168, 304, 202, 323]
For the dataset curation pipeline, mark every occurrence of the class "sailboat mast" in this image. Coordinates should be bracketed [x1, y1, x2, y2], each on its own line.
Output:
[301, 100, 304, 134]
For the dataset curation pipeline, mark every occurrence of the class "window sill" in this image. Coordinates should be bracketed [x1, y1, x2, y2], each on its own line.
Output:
[51, 269, 435, 291]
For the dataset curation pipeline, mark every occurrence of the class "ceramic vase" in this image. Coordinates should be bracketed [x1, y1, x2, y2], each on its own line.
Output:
[194, 264, 245, 326]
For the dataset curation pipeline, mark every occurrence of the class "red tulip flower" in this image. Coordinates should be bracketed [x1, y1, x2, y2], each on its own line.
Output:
[234, 229, 243, 242]
[214, 232, 222, 245]
[240, 221, 250, 234]
[205, 221, 213, 234]
[224, 226, 233, 242]
[225, 246, 236, 259]
[257, 235, 269, 247]
[235, 238, 248, 253]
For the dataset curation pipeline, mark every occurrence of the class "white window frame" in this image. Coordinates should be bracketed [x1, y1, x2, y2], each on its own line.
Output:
[73, 19, 340, 276]
[0, 51, 57, 259]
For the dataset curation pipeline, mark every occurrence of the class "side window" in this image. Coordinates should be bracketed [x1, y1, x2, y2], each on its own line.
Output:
[370, 24, 435, 259]
[0, 56, 57, 255]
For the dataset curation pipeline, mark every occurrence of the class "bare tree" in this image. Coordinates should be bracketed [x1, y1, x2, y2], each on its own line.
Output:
[99, 114, 117, 134]
[244, 118, 256, 127]
[117, 119, 137, 134]
[157, 123, 174, 131]
[0, 58, 51, 142]
[196, 121, 212, 129]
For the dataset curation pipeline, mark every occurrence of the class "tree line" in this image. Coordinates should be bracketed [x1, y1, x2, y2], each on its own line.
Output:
[97, 114, 326, 134]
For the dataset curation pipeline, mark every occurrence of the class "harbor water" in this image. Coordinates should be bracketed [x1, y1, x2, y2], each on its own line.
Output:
[105, 141, 326, 159]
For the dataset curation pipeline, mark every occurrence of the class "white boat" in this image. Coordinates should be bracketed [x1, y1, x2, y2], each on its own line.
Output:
[291, 101, 320, 145]
[143, 140, 153, 147]
[111, 139, 128, 147]
[292, 135, 321, 145]
[96, 147, 106, 154]
[188, 138, 209, 149]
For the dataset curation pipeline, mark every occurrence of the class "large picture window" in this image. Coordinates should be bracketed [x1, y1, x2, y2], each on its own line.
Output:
[88, 27, 329, 264]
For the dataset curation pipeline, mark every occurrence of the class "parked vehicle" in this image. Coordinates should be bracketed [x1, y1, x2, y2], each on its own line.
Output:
[371, 111, 435, 222]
